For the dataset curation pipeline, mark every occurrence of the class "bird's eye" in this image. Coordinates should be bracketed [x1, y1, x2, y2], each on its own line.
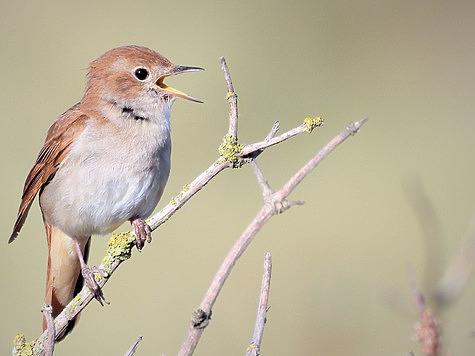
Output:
[134, 67, 149, 81]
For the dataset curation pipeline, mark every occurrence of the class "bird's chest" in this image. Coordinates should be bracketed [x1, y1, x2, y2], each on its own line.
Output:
[40, 119, 171, 237]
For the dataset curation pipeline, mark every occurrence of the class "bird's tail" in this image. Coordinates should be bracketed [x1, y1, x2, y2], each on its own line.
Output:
[44, 224, 90, 341]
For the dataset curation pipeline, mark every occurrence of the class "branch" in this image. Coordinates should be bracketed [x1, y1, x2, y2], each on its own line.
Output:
[41, 304, 55, 356]
[124, 336, 142, 356]
[245, 252, 272, 356]
[221, 56, 238, 138]
[177, 117, 368, 356]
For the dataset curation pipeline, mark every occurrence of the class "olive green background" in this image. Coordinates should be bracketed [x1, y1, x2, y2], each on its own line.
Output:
[1, 1, 474, 355]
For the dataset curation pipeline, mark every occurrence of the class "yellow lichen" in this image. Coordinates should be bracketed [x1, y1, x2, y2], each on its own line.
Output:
[65, 293, 82, 315]
[225, 91, 236, 100]
[170, 197, 177, 205]
[102, 232, 135, 271]
[304, 116, 324, 133]
[183, 184, 190, 192]
[218, 134, 244, 167]
[13, 334, 36, 356]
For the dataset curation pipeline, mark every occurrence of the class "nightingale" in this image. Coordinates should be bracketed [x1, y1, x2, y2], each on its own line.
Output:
[9, 45, 203, 339]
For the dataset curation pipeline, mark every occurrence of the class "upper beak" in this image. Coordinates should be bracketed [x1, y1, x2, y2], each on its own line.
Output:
[156, 65, 204, 103]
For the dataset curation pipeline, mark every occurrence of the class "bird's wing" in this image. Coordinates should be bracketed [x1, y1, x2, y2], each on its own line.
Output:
[9, 104, 89, 242]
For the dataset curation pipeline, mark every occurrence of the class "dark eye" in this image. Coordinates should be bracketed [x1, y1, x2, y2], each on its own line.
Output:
[134, 67, 149, 81]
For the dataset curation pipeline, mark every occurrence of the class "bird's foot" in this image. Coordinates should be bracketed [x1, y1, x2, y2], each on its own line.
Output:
[81, 265, 109, 306]
[131, 218, 152, 251]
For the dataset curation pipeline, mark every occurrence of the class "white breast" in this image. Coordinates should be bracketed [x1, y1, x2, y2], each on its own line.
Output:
[40, 114, 171, 239]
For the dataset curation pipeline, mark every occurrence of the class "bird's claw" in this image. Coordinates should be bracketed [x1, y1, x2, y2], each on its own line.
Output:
[81, 266, 110, 305]
[131, 218, 152, 251]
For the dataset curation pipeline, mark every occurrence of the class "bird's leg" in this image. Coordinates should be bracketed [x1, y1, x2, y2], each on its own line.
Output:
[130, 218, 152, 251]
[73, 237, 109, 305]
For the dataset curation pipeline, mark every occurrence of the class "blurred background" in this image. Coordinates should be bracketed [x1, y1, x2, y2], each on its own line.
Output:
[1, 1, 474, 355]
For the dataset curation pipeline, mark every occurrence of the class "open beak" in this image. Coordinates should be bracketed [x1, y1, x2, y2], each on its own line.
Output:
[156, 65, 204, 103]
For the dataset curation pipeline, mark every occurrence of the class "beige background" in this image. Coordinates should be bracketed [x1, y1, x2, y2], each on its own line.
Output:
[1, 1, 474, 355]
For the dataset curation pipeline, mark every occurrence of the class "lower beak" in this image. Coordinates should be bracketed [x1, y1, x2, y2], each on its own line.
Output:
[156, 66, 204, 103]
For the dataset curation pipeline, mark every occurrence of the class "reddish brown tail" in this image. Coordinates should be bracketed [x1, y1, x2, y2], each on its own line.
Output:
[44, 224, 90, 341]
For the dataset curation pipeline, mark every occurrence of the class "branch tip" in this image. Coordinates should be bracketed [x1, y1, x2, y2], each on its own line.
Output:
[266, 121, 280, 140]
[124, 336, 143, 356]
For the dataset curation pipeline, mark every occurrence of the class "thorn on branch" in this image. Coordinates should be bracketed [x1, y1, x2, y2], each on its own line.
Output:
[346, 117, 368, 135]
[124, 336, 143, 356]
[266, 197, 305, 215]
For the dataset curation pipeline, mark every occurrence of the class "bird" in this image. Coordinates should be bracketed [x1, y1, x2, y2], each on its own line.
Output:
[9, 45, 203, 339]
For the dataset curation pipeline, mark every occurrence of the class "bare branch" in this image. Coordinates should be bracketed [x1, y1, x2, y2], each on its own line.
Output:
[251, 160, 273, 198]
[221, 56, 238, 138]
[245, 252, 272, 356]
[276, 118, 367, 201]
[124, 336, 143, 356]
[178, 117, 368, 356]
[148, 158, 229, 230]
[41, 304, 55, 356]
[240, 124, 308, 157]
[265, 121, 280, 141]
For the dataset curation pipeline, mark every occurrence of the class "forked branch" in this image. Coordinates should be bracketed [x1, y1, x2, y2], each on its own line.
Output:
[177, 114, 367, 355]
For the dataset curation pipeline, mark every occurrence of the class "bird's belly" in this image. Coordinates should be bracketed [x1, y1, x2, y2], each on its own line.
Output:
[40, 151, 169, 238]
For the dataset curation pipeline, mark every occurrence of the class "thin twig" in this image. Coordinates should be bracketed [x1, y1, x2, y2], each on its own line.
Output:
[124, 336, 143, 356]
[276, 119, 367, 201]
[265, 121, 280, 141]
[178, 117, 368, 356]
[221, 57, 238, 138]
[245, 252, 272, 356]
[251, 161, 273, 198]
[239, 124, 309, 157]
[41, 304, 55, 356]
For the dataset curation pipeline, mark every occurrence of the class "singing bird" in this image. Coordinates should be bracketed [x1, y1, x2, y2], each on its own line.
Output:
[9, 45, 203, 338]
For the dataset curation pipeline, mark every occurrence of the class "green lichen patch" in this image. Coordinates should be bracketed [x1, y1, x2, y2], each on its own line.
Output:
[218, 134, 244, 167]
[304, 116, 324, 133]
[102, 232, 135, 272]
